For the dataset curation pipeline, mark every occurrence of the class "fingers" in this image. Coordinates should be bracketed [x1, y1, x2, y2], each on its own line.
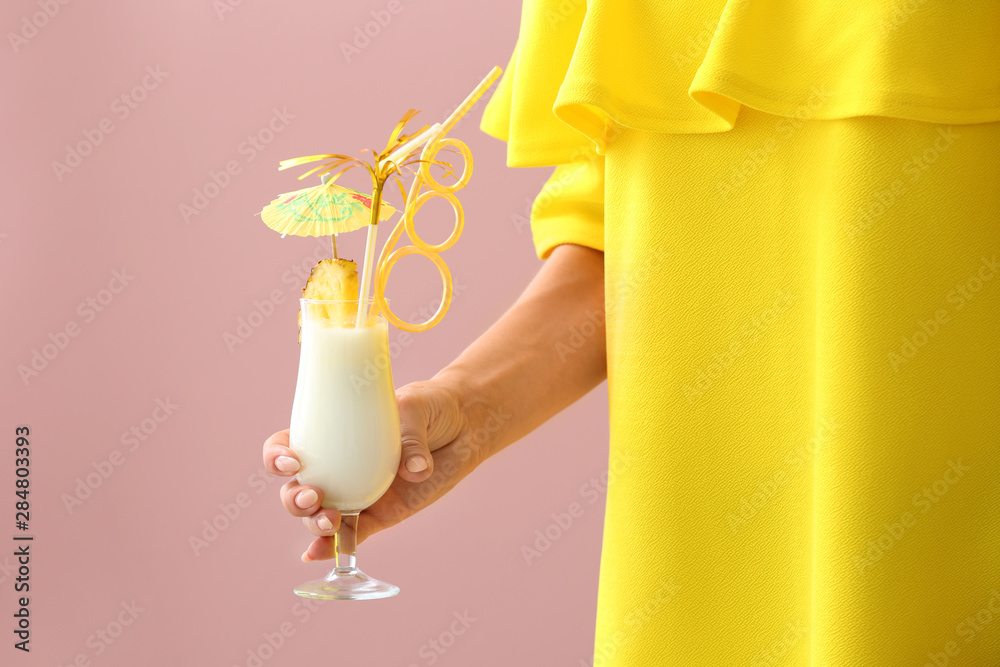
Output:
[396, 390, 434, 483]
[301, 536, 335, 562]
[300, 515, 350, 562]
[302, 508, 341, 538]
[279, 479, 324, 517]
[265, 429, 340, 563]
[263, 430, 300, 477]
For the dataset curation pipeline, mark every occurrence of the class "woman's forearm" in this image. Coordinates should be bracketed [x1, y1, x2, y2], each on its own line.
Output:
[433, 244, 607, 459]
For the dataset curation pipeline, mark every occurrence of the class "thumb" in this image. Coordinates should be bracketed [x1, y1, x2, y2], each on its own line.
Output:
[396, 388, 434, 483]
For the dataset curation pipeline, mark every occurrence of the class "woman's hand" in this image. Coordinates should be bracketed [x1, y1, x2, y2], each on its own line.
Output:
[264, 244, 607, 561]
[263, 379, 487, 561]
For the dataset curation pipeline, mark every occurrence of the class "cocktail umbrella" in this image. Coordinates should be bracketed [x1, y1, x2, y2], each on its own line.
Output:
[261, 108, 441, 307]
[260, 180, 395, 238]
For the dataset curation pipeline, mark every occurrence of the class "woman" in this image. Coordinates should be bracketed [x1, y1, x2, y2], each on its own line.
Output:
[264, 1, 1000, 663]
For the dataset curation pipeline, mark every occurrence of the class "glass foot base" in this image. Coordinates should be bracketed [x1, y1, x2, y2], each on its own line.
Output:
[294, 567, 400, 600]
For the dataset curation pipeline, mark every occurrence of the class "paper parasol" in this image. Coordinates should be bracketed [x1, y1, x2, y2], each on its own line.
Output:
[260, 181, 396, 237]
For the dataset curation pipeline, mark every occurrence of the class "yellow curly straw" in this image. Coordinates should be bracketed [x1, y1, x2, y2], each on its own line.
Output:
[358, 66, 502, 331]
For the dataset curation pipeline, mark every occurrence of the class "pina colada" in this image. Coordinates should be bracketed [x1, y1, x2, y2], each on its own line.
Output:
[290, 316, 400, 512]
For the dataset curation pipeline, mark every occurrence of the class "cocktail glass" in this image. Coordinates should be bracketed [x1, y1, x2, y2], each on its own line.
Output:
[289, 298, 401, 600]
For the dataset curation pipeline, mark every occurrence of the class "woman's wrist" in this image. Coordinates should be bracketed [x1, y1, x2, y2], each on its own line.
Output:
[423, 246, 606, 467]
[431, 363, 510, 462]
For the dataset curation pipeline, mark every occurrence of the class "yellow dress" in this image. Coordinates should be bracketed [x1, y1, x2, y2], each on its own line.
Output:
[481, 1, 1000, 665]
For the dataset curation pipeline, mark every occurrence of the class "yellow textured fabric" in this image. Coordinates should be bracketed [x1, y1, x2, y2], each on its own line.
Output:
[482, 0, 1000, 158]
[529, 159, 605, 259]
[481, 1, 1000, 665]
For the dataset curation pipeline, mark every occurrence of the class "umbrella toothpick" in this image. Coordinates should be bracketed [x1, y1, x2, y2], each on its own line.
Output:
[332, 234, 338, 259]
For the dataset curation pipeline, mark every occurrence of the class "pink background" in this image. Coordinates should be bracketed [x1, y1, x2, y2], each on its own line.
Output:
[1, 1, 611, 666]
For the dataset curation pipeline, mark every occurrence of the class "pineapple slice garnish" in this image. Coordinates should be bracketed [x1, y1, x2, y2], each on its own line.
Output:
[298, 258, 360, 340]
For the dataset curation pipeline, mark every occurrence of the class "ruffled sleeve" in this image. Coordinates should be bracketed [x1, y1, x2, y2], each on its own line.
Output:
[481, 63, 605, 258]
[480, 10, 606, 259]
[484, 0, 1000, 160]
[479, 1, 596, 168]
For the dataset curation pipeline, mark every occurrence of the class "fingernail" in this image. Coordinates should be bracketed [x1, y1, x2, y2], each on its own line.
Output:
[317, 515, 334, 532]
[295, 489, 318, 509]
[406, 456, 428, 473]
[301, 550, 312, 563]
[275, 456, 299, 473]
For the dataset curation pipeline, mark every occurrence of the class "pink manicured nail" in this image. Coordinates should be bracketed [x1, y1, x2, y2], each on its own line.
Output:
[317, 515, 334, 532]
[301, 550, 312, 563]
[406, 456, 428, 473]
[295, 489, 318, 509]
[275, 456, 299, 473]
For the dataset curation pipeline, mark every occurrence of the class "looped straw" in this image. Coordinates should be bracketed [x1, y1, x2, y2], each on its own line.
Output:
[355, 65, 501, 331]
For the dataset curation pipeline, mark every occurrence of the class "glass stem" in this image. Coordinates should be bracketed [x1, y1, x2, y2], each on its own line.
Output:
[335, 512, 359, 572]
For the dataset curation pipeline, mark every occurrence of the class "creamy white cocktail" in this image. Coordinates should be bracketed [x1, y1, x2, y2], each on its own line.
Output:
[289, 313, 400, 512]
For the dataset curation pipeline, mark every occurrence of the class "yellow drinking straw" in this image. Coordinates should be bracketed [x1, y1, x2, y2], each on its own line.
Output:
[355, 65, 502, 330]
